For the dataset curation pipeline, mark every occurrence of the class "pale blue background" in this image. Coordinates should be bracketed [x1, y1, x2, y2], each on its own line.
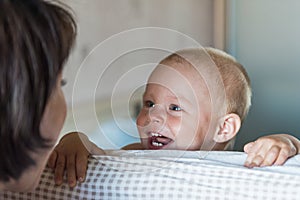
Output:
[227, 0, 300, 150]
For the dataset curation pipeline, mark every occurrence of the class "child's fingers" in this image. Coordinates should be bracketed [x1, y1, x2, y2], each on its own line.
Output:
[245, 153, 264, 168]
[260, 146, 280, 166]
[245, 135, 299, 167]
[251, 154, 265, 167]
[273, 148, 291, 166]
[54, 154, 66, 186]
[244, 140, 263, 167]
[243, 142, 254, 153]
[244, 140, 263, 154]
[244, 151, 258, 167]
[47, 150, 57, 169]
[66, 154, 77, 188]
[244, 143, 268, 168]
[76, 153, 89, 183]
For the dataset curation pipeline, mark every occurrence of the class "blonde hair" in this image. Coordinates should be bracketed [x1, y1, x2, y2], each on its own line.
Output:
[161, 47, 252, 122]
[205, 47, 251, 122]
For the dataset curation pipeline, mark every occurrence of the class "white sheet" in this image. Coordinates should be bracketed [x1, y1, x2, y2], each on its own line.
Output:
[1, 150, 300, 199]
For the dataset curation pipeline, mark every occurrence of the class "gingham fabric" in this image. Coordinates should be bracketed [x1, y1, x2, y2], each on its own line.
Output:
[1, 150, 300, 200]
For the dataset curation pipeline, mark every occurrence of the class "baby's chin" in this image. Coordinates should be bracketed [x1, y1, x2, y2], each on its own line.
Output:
[140, 139, 192, 151]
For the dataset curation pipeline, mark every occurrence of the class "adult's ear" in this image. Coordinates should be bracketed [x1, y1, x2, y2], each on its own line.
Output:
[214, 113, 241, 143]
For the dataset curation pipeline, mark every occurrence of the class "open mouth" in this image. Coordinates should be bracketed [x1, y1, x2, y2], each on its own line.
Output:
[148, 132, 173, 149]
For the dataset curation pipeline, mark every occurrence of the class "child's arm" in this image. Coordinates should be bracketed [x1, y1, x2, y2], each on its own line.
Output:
[243, 134, 300, 168]
[47, 132, 105, 187]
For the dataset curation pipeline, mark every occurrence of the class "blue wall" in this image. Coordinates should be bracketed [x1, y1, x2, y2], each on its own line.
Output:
[227, 0, 300, 150]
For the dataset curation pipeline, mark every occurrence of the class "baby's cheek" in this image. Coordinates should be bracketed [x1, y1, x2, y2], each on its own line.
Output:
[168, 116, 182, 136]
[175, 116, 203, 150]
[136, 109, 148, 126]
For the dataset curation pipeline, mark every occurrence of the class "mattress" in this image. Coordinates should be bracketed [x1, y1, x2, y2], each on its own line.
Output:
[1, 150, 300, 199]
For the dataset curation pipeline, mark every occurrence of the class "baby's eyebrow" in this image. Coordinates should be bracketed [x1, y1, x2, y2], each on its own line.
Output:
[166, 95, 192, 106]
[142, 92, 153, 99]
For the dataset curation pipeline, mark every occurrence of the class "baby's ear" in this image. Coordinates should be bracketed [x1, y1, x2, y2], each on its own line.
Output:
[214, 113, 241, 143]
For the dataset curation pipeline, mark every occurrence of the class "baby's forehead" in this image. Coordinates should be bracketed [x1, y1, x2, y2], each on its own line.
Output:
[153, 60, 208, 86]
[147, 61, 209, 98]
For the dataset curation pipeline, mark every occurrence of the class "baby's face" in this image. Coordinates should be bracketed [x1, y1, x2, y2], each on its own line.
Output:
[136, 62, 212, 150]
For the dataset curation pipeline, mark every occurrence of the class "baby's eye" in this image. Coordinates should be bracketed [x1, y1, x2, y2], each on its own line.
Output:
[169, 104, 181, 111]
[144, 100, 155, 108]
[61, 79, 67, 87]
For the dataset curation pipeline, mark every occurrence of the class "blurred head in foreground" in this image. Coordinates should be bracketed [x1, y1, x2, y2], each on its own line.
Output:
[0, 0, 76, 191]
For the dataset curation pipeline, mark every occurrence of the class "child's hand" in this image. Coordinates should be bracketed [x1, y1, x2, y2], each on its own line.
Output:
[244, 134, 300, 168]
[47, 132, 105, 187]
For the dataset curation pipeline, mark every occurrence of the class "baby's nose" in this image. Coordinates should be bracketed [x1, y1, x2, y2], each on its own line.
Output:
[148, 104, 167, 124]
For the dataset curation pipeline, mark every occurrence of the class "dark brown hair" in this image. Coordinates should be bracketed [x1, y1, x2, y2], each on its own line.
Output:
[0, 0, 76, 182]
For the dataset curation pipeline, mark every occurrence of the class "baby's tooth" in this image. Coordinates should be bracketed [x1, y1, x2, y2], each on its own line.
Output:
[151, 132, 158, 137]
[152, 141, 163, 147]
[150, 132, 163, 137]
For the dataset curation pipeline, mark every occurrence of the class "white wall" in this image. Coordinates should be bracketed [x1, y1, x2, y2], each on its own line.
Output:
[226, 0, 300, 150]
[62, 0, 214, 106]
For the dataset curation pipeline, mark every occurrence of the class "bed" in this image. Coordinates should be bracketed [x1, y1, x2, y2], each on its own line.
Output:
[1, 150, 300, 199]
